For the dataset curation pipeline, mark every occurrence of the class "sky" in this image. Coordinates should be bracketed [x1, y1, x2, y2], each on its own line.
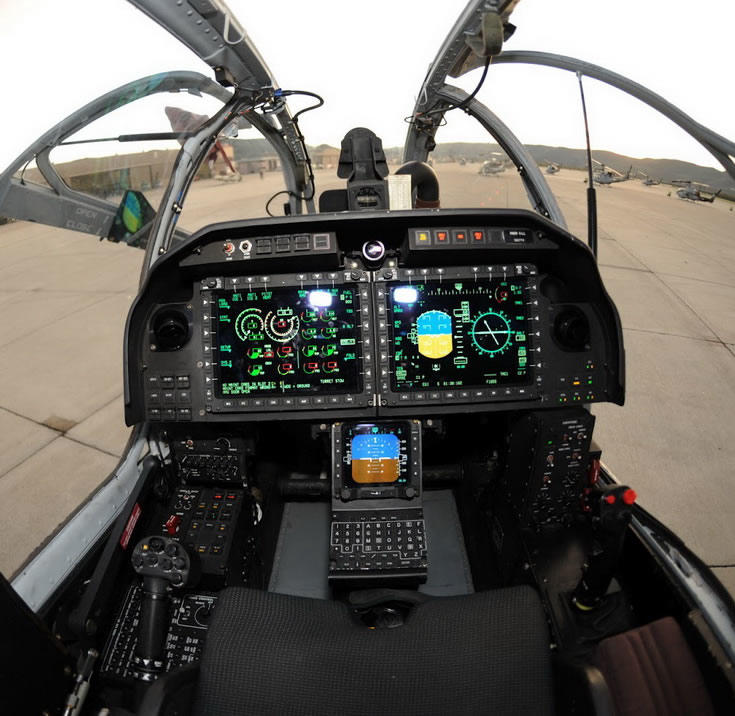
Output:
[0, 0, 733, 171]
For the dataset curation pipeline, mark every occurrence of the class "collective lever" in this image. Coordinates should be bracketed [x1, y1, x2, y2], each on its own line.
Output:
[572, 484, 637, 611]
[130, 535, 194, 681]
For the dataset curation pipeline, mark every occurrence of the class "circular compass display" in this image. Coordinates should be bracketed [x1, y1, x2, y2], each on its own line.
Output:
[265, 311, 299, 343]
[235, 309, 263, 342]
[470, 310, 512, 355]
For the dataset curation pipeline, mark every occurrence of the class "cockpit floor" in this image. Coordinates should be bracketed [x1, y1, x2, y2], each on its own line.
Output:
[268, 490, 473, 599]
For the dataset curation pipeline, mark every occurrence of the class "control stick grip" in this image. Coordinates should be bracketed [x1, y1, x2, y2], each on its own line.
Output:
[130, 535, 193, 681]
[134, 577, 170, 674]
[572, 485, 637, 610]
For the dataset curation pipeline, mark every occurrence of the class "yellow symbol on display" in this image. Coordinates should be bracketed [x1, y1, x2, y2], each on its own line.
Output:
[416, 310, 453, 359]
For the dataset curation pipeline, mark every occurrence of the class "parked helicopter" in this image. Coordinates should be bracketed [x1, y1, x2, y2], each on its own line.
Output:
[672, 180, 722, 202]
[591, 159, 633, 185]
[477, 153, 507, 175]
[1, 1, 734, 715]
[637, 170, 661, 186]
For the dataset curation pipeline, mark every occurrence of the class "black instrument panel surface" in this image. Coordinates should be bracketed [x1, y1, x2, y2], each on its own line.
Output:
[124, 209, 624, 424]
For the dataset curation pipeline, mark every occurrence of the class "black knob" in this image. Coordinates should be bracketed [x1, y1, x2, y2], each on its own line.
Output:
[152, 309, 189, 351]
[404, 487, 416, 499]
[554, 308, 590, 351]
[340, 488, 351, 501]
[362, 240, 385, 262]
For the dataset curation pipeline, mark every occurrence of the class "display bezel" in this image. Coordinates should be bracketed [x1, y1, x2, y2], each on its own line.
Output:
[198, 271, 373, 414]
[375, 265, 541, 407]
[332, 420, 421, 502]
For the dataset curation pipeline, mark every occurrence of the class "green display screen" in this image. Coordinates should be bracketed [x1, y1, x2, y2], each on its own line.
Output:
[213, 286, 361, 397]
[388, 279, 531, 392]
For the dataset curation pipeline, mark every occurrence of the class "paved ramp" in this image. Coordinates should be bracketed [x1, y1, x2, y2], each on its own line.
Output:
[1, 166, 733, 598]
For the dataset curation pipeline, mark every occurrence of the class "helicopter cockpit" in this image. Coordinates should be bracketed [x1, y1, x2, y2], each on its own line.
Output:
[2, 1, 735, 715]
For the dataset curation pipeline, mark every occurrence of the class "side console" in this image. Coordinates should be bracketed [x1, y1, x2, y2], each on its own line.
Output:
[329, 420, 426, 587]
[492, 408, 596, 579]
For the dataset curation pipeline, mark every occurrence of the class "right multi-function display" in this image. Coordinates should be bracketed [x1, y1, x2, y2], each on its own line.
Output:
[387, 277, 533, 393]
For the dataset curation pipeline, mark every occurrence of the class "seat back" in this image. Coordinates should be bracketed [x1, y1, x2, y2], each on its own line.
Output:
[595, 617, 715, 716]
[193, 586, 554, 716]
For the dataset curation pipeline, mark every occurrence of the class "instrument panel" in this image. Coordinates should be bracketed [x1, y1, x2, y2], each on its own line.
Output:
[125, 209, 624, 424]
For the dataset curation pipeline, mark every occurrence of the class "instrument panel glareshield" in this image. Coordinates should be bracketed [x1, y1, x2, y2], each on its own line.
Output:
[131, 215, 624, 426]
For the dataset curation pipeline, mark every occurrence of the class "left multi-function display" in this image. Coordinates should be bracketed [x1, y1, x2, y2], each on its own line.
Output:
[212, 285, 361, 397]
[198, 273, 373, 414]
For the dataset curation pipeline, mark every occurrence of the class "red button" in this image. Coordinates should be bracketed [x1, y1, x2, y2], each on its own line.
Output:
[622, 489, 637, 505]
[436, 231, 448, 242]
[473, 230, 484, 241]
[604, 494, 616, 504]
[165, 514, 181, 535]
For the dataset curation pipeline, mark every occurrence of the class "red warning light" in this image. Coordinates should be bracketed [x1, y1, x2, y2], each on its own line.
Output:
[622, 489, 637, 505]
[604, 494, 617, 505]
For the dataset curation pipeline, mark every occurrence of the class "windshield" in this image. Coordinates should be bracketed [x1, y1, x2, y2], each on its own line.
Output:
[0, 0, 734, 595]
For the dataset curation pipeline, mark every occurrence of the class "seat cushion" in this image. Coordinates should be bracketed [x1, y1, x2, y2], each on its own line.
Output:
[595, 616, 715, 716]
[193, 586, 553, 716]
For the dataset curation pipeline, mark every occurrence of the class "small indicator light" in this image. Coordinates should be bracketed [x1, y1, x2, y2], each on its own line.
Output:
[604, 494, 617, 504]
[394, 286, 418, 303]
[308, 290, 333, 308]
[622, 489, 637, 505]
[473, 231, 484, 241]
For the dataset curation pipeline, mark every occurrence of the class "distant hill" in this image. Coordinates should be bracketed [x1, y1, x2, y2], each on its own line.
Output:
[523, 146, 735, 193]
[384, 142, 735, 197]
[230, 138, 734, 199]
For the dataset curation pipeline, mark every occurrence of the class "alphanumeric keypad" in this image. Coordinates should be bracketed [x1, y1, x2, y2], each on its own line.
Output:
[330, 509, 427, 572]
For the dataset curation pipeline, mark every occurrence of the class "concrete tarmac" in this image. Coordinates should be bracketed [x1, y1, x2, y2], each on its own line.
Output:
[1, 164, 733, 597]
